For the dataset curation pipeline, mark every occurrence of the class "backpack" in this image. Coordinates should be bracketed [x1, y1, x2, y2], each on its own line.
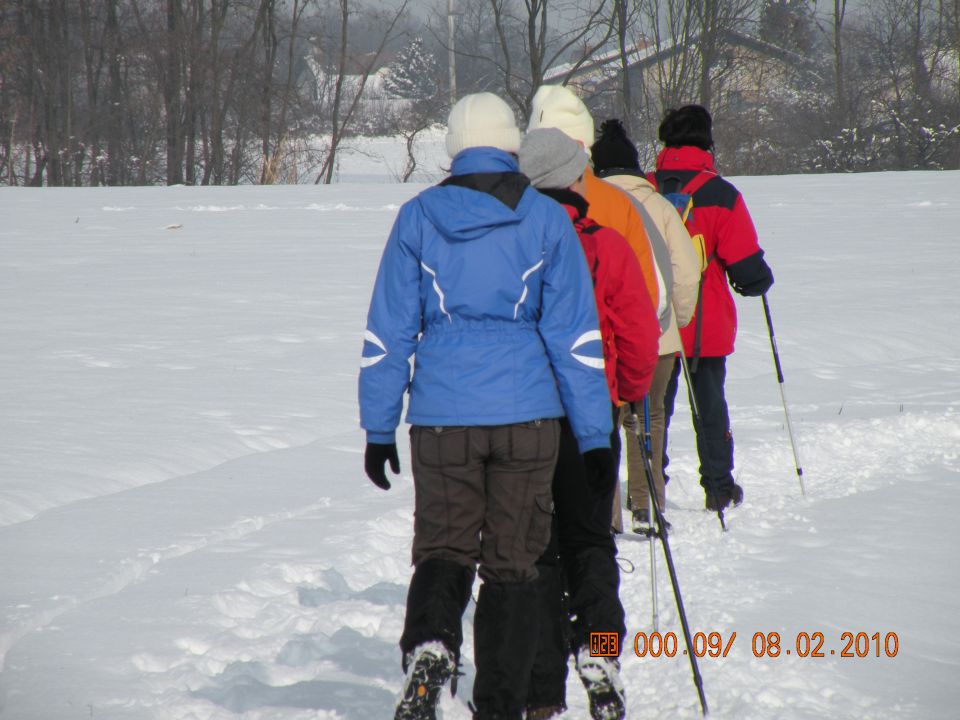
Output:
[647, 171, 715, 367]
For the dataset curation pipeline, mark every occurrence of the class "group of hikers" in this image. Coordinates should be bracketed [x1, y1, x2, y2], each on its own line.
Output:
[358, 85, 774, 720]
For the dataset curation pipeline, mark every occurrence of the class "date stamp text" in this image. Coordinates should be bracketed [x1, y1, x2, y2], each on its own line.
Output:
[615, 631, 900, 659]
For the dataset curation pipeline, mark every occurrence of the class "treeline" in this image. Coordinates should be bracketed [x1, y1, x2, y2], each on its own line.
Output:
[443, 0, 960, 175]
[2, 0, 315, 186]
[0, 0, 958, 186]
[0, 0, 412, 185]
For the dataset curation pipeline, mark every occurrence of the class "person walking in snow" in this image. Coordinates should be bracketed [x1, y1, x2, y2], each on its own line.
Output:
[647, 105, 774, 513]
[518, 128, 660, 720]
[358, 92, 615, 720]
[527, 84, 668, 534]
[527, 85, 663, 334]
[590, 118, 702, 534]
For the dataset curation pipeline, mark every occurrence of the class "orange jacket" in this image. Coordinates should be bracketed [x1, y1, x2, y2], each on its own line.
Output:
[584, 168, 659, 311]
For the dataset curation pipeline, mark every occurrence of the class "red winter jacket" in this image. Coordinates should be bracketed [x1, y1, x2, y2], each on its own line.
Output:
[551, 190, 659, 403]
[650, 146, 771, 357]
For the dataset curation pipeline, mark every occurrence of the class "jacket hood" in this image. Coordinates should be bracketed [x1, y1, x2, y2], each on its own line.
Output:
[418, 147, 534, 241]
[596, 169, 656, 199]
[449, 146, 519, 175]
[656, 146, 717, 173]
[537, 187, 589, 222]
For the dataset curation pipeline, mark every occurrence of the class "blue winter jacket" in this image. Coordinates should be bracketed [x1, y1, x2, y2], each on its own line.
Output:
[359, 147, 612, 452]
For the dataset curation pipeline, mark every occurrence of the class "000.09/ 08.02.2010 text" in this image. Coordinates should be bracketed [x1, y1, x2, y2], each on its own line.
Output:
[629, 631, 900, 659]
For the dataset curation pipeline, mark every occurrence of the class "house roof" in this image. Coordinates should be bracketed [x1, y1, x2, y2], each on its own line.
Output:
[545, 30, 823, 86]
[544, 37, 657, 84]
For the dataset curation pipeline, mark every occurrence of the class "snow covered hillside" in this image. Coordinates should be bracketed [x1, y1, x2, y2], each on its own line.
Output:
[0, 170, 958, 719]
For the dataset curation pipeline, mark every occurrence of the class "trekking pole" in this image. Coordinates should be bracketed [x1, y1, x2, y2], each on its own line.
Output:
[643, 397, 660, 633]
[678, 354, 726, 531]
[761, 294, 806, 496]
[678, 352, 701, 419]
[630, 403, 709, 717]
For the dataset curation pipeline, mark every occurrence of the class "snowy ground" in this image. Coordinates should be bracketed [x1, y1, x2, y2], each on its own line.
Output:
[1, 167, 959, 720]
[320, 128, 448, 185]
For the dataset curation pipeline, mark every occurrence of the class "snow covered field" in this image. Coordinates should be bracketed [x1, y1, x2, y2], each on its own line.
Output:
[1, 167, 959, 719]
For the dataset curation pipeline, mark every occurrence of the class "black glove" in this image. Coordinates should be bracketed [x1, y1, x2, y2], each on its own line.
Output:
[364, 442, 399, 490]
[582, 447, 616, 496]
[727, 250, 774, 297]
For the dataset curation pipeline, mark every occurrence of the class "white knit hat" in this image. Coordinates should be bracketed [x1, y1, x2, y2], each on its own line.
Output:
[445, 92, 522, 158]
[528, 85, 595, 149]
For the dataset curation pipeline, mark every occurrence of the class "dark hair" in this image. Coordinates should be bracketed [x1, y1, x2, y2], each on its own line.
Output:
[658, 105, 714, 151]
[591, 119, 640, 172]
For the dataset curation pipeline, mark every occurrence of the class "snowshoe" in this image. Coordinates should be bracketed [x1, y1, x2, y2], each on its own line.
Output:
[575, 647, 626, 720]
[631, 509, 653, 536]
[395, 641, 455, 720]
[631, 508, 670, 536]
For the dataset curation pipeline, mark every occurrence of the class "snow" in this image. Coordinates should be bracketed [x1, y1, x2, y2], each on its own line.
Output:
[1, 165, 959, 719]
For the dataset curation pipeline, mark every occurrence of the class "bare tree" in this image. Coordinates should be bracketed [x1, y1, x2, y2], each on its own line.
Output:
[397, 97, 445, 182]
[692, 0, 762, 109]
[17, 0, 76, 186]
[0, 1, 22, 183]
[635, 0, 699, 111]
[832, 0, 848, 123]
[257, 0, 278, 184]
[429, 0, 614, 122]
[104, 0, 123, 185]
[315, 0, 409, 184]
[260, 0, 310, 184]
[429, 0, 499, 94]
[952, 0, 960, 109]
[611, 0, 643, 133]
[164, 0, 183, 183]
[867, 0, 958, 167]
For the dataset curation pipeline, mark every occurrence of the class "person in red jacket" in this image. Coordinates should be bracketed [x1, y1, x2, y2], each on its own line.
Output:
[649, 105, 774, 513]
[519, 127, 660, 720]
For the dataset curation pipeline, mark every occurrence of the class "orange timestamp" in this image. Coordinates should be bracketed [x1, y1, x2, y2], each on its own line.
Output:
[590, 632, 620, 657]
[631, 631, 900, 659]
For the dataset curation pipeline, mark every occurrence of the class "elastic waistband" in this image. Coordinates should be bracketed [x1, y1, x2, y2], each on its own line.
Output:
[421, 318, 537, 338]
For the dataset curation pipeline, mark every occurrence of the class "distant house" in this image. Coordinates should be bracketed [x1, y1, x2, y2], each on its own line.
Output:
[300, 48, 401, 105]
[299, 48, 419, 134]
[546, 30, 823, 113]
[543, 37, 657, 89]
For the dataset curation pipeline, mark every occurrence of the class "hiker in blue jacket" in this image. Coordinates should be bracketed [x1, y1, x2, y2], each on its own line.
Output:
[358, 92, 615, 720]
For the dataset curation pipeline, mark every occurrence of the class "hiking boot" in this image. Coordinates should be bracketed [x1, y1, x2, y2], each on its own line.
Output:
[575, 647, 626, 720]
[395, 641, 455, 720]
[631, 508, 671, 536]
[705, 483, 744, 512]
[526, 704, 567, 719]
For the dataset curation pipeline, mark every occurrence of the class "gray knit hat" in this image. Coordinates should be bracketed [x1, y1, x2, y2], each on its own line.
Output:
[519, 127, 590, 190]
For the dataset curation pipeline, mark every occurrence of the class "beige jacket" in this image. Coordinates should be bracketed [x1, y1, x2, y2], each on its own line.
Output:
[602, 172, 701, 356]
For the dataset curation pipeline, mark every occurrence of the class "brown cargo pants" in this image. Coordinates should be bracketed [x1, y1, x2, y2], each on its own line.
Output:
[410, 419, 560, 583]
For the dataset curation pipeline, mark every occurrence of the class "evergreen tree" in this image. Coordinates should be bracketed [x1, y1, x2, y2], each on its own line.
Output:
[384, 37, 440, 101]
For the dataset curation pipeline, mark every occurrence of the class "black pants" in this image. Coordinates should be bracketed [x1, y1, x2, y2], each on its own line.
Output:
[527, 410, 625, 710]
[663, 356, 735, 496]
